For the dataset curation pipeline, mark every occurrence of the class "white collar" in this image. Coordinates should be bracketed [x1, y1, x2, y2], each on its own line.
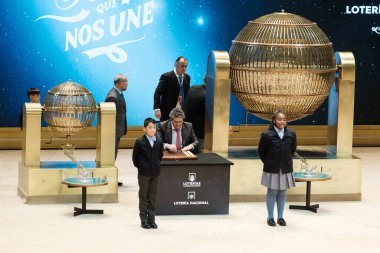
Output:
[174, 68, 184, 78]
[274, 126, 284, 133]
[145, 134, 156, 141]
[171, 124, 182, 131]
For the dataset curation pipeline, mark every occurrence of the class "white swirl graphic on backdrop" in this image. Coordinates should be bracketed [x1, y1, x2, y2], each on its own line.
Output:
[55, 0, 80, 10]
[82, 36, 146, 63]
[34, 9, 91, 23]
[34, 1, 154, 63]
[372, 27, 380, 35]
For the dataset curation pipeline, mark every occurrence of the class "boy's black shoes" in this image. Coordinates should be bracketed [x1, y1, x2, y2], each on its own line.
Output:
[277, 218, 287, 226]
[141, 221, 151, 229]
[118, 182, 123, 186]
[149, 222, 158, 229]
[267, 218, 276, 226]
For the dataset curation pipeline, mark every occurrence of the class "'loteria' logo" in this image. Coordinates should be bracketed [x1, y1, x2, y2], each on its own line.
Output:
[183, 173, 201, 187]
[189, 173, 196, 182]
[372, 27, 380, 35]
[187, 191, 196, 200]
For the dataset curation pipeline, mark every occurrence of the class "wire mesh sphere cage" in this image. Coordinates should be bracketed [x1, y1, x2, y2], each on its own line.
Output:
[229, 11, 337, 121]
[43, 80, 97, 139]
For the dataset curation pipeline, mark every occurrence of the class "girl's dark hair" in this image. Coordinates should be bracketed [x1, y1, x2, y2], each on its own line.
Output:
[268, 109, 286, 129]
[144, 117, 156, 127]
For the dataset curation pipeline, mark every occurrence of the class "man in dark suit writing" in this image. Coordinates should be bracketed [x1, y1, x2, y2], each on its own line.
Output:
[153, 56, 190, 121]
[105, 74, 128, 186]
[156, 107, 199, 153]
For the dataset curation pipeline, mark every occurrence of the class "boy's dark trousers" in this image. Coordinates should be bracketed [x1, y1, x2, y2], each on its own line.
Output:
[138, 174, 159, 224]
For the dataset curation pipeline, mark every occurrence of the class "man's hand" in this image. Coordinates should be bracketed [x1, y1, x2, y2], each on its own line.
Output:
[154, 109, 161, 119]
[166, 144, 177, 153]
[182, 145, 193, 151]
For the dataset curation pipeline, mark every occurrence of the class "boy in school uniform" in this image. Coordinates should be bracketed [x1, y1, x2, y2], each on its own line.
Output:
[132, 117, 164, 229]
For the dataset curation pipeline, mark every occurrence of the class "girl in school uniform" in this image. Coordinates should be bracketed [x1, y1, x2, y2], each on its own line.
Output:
[258, 110, 297, 226]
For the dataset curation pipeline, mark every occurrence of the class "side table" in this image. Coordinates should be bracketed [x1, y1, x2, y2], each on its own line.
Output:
[62, 177, 108, 216]
[289, 172, 332, 213]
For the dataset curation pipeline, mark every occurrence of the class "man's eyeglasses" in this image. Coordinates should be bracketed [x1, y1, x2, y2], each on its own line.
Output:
[179, 65, 188, 68]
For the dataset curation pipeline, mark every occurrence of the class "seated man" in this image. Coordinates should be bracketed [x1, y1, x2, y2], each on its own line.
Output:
[156, 107, 199, 153]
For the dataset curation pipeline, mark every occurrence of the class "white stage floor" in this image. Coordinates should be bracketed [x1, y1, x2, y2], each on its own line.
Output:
[0, 147, 379, 252]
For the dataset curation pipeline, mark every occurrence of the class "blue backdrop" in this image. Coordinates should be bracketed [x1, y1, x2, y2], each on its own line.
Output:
[1, 0, 379, 126]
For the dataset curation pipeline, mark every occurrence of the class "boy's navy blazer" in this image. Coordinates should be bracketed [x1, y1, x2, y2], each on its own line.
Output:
[132, 135, 164, 177]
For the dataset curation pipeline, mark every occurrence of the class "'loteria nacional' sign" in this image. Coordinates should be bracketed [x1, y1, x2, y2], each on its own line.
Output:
[344, 4, 380, 34]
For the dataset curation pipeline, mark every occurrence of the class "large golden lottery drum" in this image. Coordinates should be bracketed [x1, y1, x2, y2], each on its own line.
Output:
[230, 11, 337, 121]
[43, 80, 97, 137]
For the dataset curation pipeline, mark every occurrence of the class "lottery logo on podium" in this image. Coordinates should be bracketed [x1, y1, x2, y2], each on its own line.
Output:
[187, 191, 196, 200]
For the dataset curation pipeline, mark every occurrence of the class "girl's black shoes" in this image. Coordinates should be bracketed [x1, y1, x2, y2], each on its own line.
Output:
[267, 218, 276, 226]
[277, 218, 287, 226]
[267, 218, 287, 226]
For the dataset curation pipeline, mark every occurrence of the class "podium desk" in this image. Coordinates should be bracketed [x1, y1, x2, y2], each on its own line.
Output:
[156, 153, 233, 215]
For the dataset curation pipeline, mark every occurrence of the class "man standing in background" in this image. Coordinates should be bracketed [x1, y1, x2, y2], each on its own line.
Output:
[183, 75, 206, 142]
[105, 74, 128, 186]
[153, 56, 190, 121]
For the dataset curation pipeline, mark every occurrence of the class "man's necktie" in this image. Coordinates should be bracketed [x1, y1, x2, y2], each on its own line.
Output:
[175, 129, 181, 150]
[179, 76, 185, 107]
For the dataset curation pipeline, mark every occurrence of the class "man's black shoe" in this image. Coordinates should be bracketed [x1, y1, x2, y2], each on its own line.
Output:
[118, 182, 123, 186]
[141, 221, 151, 229]
[149, 222, 158, 229]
